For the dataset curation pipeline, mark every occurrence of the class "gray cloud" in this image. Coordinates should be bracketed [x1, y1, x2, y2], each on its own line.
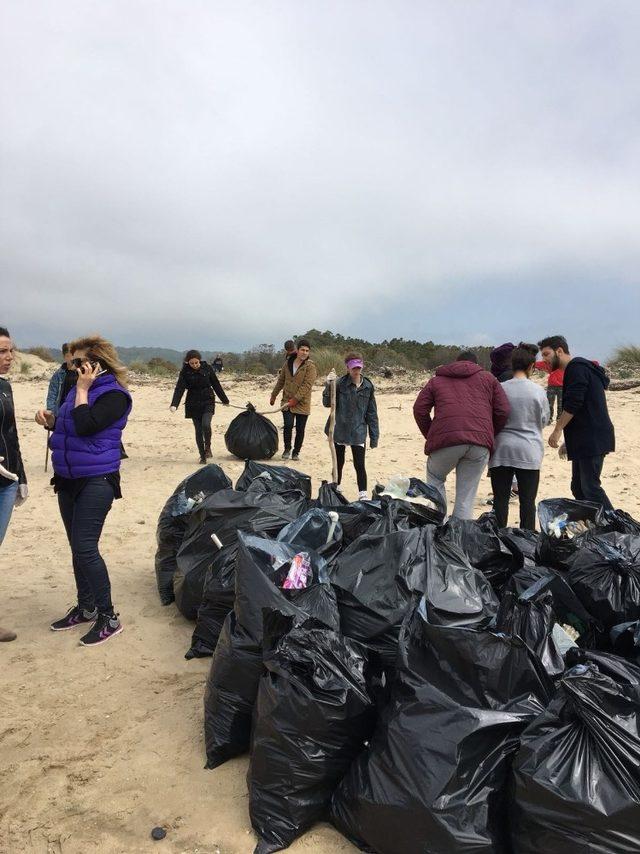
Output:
[2, 1, 639, 355]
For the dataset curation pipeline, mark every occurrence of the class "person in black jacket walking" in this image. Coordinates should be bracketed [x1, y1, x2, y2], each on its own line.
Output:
[0, 327, 28, 642]
[170, 350, 229, 463]
[539, 335, 615, 510]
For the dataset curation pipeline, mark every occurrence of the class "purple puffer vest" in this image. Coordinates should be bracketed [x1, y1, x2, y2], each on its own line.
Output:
[50, 373, 132, 479]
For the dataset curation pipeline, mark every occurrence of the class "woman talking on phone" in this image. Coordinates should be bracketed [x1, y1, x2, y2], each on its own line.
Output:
[35, 335, 132, 647]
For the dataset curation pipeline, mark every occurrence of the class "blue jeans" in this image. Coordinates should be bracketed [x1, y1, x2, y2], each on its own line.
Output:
[57, 476, 115, 612]
[0, 482, 18, 546]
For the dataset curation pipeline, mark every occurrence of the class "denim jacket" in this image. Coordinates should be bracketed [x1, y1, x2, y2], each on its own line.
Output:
[323, 374, 379, 447]
[46, 365, 67, 415]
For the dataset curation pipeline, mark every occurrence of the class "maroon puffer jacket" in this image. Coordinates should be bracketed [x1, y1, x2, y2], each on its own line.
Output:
[413, 361, 510, 455]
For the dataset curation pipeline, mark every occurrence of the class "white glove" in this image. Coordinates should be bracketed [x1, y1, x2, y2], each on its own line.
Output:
[0, 457, 18, 482]
[170, 406, 177, 413]
[326, 369, 337, 382]
[14, 483, 28, 507]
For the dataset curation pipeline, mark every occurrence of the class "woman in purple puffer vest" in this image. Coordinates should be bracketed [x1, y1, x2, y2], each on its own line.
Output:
[36, 336, 132, 647]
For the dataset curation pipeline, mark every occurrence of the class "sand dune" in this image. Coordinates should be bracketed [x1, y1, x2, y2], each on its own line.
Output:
[2, 374, 639, 853]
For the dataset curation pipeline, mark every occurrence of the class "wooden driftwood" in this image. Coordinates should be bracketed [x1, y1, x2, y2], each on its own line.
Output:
[609, 380, 640, 391]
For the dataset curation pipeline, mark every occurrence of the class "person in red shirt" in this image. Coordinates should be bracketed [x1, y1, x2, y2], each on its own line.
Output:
[534, 359, 564, 421]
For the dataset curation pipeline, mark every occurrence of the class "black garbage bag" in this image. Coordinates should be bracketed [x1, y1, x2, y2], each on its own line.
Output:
[204, 533, 339, 769]
[316, 479, 349, 506]
[248, 611, 375, 854]
[567, 531, 640, 636]
[494, 576, 565, 678]
[331, 599, 553, 854]
[504, 563, 598, 645]
[174, 488, 307, 620]
[331, 527, 498, 679]
[373, 476, 446, 527]
[329, 500, 385, 545]
[277, 507, 343, 562]
[155, 464, 231, 605]
[330, 527, 429, 676]
[224, 404, 278, 460]
[610, 620, 640, 664]
[440, 512, 516, 595]
[601, 508, 640, 535]
[536, 498, 604, 570]
[185, 543, 238, 659]
[510, 648, 640, 854]
[236, 460, 312, 499]
[498, 527, 539, 567]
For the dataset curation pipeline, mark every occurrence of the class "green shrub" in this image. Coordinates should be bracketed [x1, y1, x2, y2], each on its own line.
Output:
[146, 357, 177, 376]
[25, 346, 56, 363]
[19, 361, 31, 376]
[611, 345, 640, 367]
[247, 362, 268, 375]
[128, 360, 147, 374]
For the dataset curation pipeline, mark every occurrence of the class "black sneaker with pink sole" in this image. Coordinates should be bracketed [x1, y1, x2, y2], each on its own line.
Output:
[50, 605, 98, 632]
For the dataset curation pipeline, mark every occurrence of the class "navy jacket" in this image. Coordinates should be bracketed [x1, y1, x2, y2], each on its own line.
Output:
[562, 357, 615, 460]
[323, 374, 379, 447]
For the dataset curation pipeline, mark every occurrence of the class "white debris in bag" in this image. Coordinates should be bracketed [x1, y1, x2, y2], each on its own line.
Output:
[380, 475, 439, 510]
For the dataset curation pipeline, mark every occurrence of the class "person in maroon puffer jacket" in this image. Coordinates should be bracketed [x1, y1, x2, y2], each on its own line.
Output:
[413, 351, 510, 519]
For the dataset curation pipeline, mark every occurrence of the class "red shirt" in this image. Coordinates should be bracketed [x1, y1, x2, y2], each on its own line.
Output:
[535, 361, 564, 388]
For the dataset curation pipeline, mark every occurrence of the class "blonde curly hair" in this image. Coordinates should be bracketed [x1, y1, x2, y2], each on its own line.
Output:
[68, 334, 129, 389]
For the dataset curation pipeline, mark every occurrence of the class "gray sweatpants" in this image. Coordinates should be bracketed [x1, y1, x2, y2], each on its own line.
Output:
[426, 443, 490, 520]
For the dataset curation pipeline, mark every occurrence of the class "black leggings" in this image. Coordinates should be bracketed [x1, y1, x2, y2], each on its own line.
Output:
[58, 476, 115, 613]
[335, 444, 367, 492]
[490, 466, 540, 531]
[283, 411, 308, 453]
[192, 411, 213, 457]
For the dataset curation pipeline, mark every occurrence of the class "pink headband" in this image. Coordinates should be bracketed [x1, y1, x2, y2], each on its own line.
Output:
[346, 358, 363, 370]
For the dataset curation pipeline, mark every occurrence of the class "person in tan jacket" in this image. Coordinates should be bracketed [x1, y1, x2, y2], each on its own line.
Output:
[270, 339, 317, 460]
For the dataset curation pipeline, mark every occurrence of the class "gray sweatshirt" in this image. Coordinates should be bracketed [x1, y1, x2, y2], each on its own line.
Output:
[489, 378, 550, 470]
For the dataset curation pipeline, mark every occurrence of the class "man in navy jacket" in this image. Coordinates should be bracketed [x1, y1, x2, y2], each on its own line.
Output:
[539, 335, 614, 510]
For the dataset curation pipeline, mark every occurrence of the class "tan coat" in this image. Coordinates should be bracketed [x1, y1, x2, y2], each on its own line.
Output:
[271, 357, 318, 415]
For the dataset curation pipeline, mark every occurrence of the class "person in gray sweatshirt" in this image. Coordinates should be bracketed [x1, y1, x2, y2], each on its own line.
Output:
[488, 344, 550, 530]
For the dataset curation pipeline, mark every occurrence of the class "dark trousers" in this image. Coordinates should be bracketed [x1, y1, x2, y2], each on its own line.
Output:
[547, 386, 563, 421]
[283, 411, 308, 453]
[490, 466, 540, 531]
[335, 444, 367, 492]
[571, 456, 613, 511]
[58, 477, 115, 613]
[191, 411, 213, 457]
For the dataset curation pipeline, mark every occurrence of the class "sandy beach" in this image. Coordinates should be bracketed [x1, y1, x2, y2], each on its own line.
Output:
[2, 368, 639, 854]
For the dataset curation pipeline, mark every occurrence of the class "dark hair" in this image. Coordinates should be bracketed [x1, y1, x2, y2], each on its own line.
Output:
[456, 350, 478, 364]
[512, 346, 537, 373]
[0, 327, 9, 338]
[62, 342, 70, 354]
[185, 349, 202, 362]
[538, 335, 569, 353]
[296, 338, 311, 349]
[344, 351, 363, 364]
[284, 339, 296, 351]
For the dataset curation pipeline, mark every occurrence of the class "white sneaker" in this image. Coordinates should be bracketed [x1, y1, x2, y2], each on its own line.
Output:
[358, 490, 369, 501]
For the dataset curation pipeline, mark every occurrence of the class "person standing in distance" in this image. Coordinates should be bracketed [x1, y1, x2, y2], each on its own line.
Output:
[270, 338, 317, 461]
[323, 353, 379, 500]
[0, 327, 28, 642]
[539, 335, 615, 510]
[170, 350, 229, 464]
[46, 343, 79, 415]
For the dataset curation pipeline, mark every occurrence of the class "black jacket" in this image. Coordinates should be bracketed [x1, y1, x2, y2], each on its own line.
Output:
[171, 361, 229, 418]
[0, 377, 26, 486]
[562, 357, 615, 460]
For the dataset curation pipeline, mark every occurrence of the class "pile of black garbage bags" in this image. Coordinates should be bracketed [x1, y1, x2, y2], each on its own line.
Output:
[155, 463, 640, 854]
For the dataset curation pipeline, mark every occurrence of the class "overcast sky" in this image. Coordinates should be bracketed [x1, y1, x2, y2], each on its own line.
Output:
[2, 1, 639, 359]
